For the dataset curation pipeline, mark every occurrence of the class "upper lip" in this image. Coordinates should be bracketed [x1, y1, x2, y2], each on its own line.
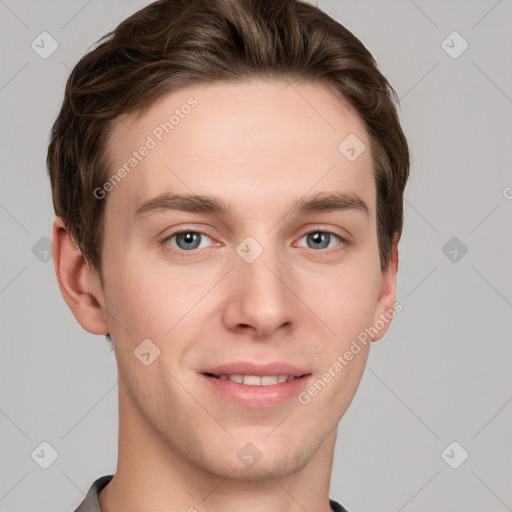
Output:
[201, 361, 310, 377]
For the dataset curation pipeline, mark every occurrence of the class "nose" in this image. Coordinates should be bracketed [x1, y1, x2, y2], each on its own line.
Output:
[222, 238, 295, 339]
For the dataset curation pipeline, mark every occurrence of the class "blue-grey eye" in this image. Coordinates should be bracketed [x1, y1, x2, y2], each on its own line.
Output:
[298, 231, 341, 250]
[167, 231, 212, 251]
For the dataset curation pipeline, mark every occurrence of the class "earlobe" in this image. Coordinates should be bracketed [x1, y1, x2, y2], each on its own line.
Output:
[371, 234, 400, 342]
[52, 217, 109, 335]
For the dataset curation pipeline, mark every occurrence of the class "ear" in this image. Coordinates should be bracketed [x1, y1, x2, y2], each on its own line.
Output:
[52, 217, 109, 335]
[371, 234, 400, 342]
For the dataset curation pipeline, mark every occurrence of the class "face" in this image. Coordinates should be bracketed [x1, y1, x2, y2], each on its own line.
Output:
[89, 79, 397, 479]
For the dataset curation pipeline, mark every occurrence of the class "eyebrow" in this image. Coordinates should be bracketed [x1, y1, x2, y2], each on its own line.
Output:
[134, 190, 369, 219]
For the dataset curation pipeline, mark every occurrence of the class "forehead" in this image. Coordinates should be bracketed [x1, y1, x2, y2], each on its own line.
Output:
[104, 79, 375, 219]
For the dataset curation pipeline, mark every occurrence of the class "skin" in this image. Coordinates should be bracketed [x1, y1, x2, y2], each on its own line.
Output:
[53, 79, 399, 512]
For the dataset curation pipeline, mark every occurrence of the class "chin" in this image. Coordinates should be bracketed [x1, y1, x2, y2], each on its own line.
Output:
[204, 446, 310, 481]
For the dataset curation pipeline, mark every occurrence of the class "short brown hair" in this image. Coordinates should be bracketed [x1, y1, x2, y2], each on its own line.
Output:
[47, 0, 409, 274]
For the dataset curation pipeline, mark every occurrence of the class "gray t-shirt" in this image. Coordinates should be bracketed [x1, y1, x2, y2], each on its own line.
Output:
[73, 475, 350, 512]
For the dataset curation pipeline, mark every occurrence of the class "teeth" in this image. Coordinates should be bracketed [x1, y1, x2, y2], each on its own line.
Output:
[243, 375, 262, 386]
[214, 374, 297, 385]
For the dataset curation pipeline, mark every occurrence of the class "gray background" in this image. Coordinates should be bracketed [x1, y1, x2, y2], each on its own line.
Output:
[1, 0, 511, 511]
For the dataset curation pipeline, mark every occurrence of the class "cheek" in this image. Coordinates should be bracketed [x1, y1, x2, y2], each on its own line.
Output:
[102, 258, 211, 344]
[311, 263, 381, 343]
[310, 271, 377, 407]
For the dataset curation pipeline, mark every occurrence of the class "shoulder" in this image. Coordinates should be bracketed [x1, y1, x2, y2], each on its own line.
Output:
[329, 497, 351, 512]
[71, 475, 113, 512]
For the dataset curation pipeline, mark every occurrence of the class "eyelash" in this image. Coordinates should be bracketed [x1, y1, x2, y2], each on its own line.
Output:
[161, 228, 348, 256]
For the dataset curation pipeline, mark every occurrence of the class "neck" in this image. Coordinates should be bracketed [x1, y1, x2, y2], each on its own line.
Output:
[99, 384, 337, 512]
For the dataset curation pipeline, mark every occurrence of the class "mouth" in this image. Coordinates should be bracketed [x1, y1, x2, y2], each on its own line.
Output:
[202, 373, 310, 386]
[200, 367, 313, 408]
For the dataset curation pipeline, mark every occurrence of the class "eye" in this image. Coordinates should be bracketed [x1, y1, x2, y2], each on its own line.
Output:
[297, 230, 343, 251]
[163, 230, 213, 252]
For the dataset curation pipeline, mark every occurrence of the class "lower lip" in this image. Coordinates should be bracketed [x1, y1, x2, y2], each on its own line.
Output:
[200, 374, 313, 408]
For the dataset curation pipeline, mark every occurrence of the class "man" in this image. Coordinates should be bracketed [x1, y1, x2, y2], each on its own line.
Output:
[47, 0, 409, 511]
